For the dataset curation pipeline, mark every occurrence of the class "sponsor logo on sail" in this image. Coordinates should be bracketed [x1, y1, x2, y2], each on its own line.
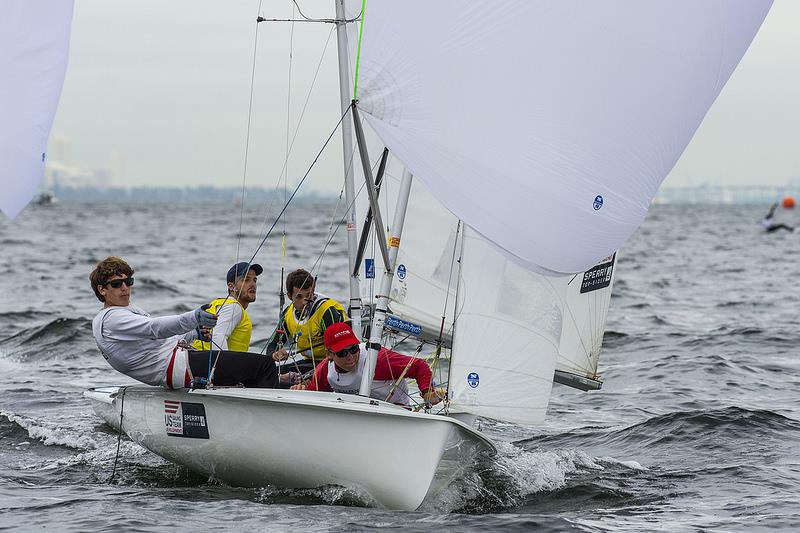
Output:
[397, 264, 407, 280]
[580, 253, 616, 293]
[593, 195, 604, 210]
[467, 372, 480, 388]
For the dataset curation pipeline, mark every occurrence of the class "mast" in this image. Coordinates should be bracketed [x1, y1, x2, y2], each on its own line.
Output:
[334, 0, 362, 337]
[361, 168, 413, 396]
[351, 103, 413, 397]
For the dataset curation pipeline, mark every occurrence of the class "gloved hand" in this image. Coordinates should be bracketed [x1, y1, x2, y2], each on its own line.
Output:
[279, 372, 302, 385]
[195, 326, 212, 342]
[194, 305, 217, 328]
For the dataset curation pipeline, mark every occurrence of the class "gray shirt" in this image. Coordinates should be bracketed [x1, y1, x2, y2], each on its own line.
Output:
[92, 304, 199, 386]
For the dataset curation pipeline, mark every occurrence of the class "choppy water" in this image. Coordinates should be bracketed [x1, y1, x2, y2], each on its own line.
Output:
[1, 201, 799, 531]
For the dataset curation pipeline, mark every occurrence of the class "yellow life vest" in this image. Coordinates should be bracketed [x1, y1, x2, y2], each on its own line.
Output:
[283, 295, 348, 363]
[192, 297, 252, 352]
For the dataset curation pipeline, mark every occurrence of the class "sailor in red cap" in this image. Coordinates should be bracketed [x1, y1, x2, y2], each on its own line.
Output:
[290, 322, 443, 406]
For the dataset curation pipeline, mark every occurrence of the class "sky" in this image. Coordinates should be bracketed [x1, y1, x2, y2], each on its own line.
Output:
[50, 0, 800, 192]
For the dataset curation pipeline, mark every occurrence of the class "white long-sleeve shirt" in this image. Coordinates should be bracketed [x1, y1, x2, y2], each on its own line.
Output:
[210, 302, 243, 351]
[92, 304, 199, 386]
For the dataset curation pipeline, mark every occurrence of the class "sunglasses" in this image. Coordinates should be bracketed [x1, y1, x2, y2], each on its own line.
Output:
[334, 345, 359, 358]
[106, 277, 134, 288]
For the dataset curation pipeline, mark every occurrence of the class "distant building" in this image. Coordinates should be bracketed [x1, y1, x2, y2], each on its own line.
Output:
[44, 134, 122, 188]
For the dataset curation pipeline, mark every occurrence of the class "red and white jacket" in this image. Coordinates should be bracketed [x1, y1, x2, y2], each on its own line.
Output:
[305, 344, 433, 405]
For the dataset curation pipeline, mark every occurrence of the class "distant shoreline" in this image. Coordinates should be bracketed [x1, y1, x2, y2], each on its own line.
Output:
[46, 184, 799, 205]
[48, 185, 337, 204]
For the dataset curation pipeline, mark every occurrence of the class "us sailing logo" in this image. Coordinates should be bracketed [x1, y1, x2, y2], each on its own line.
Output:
[593, 195, 604, 210]
[164, 400, 210, 439]
[164, 400, 183, 435]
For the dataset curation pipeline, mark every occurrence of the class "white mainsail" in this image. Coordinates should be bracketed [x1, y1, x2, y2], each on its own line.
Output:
[0, 0, 74, 219]
[346, 0, 772, 274]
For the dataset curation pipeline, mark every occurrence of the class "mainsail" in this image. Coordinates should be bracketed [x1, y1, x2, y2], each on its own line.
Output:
[0, 1, 74, 219]
[346, 0, 772, 274]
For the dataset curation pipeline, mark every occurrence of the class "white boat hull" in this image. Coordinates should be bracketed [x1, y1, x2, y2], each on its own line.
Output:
[85, 386, 494, 510]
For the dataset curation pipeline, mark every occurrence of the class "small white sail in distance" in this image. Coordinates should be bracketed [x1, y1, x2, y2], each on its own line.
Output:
[346, 0, 772, 275]
[0, 1, 74, 219]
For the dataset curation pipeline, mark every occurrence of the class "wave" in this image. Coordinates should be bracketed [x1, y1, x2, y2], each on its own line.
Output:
[0, 310, 55, 322]
[0, 238, 33, 246]
[524, 406, 800, 457]
[601, 330, 629, 349]
[132, 276, 182, 295]
[674, 325, 800, 350]
[0, 318, 92, 355]
[0, 411, 99, 451]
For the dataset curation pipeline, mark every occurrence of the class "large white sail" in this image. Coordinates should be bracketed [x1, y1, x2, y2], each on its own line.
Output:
[0, 1, 74, 219]
[346, 0, 772, 274]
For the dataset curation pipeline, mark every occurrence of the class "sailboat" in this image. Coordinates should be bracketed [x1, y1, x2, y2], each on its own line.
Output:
[5, 0, 774, 510]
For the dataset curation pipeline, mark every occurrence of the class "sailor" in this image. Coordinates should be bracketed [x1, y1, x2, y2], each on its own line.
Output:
[290, 322, 444, 406]
[90, 256, 280, 389]
[193, 262, 261, 352]
[267, 268, 349, 373]
[761, 202, 794, 233]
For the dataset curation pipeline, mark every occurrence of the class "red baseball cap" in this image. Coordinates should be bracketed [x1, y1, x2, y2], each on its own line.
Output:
[324, 322, 360, 352]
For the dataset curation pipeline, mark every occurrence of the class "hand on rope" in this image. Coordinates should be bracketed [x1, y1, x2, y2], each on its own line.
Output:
[421, 388, 446, 407]
[191, 326, 213, 343]
[272, 347, 291, 362]
[194, 305, 217, 328]
[290, 383, 308, 391]
[279, 372, 303, 386]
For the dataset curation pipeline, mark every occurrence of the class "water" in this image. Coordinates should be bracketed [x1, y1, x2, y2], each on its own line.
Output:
[1, 201, 799, 531]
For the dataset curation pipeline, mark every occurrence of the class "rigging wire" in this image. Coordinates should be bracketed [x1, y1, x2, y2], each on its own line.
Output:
[244, 105, 352, 270]
[235, 0, 265, 264]
[256, 0, 361, 25]
[253, 25, 336, 255]
[211, 105, 350, 381]
[277, 0, 297, 356]
[305, 148, 382, 278]
[109, 386, 127, 482]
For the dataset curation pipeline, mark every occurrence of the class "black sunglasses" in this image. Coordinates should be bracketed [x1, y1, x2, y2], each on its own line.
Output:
[107, 277, 134, 288]
[334, 345, 359, 358]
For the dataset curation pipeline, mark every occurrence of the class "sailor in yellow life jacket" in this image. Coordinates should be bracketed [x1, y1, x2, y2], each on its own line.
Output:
[268, 268, 348, 372]
[193, 262, 262, 352]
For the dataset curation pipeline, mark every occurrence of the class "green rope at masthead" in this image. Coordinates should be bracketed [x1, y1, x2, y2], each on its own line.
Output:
[352, 0, 367, 100]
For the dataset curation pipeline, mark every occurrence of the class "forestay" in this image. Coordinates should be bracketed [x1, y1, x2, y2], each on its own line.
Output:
[346, 0, 772, 274]
[0, 1, 74, 219]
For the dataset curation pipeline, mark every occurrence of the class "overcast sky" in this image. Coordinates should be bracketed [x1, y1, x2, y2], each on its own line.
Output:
[51, 1, 800, 192]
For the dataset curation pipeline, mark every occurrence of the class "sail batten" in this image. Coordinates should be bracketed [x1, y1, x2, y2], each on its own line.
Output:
[347, 0, 772, 274]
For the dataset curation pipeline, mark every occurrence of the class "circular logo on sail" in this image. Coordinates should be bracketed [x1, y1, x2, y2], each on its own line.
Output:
[397, 264, 407, 280]
[467, 372, 480, 388]
[593, 195, 604, 210]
